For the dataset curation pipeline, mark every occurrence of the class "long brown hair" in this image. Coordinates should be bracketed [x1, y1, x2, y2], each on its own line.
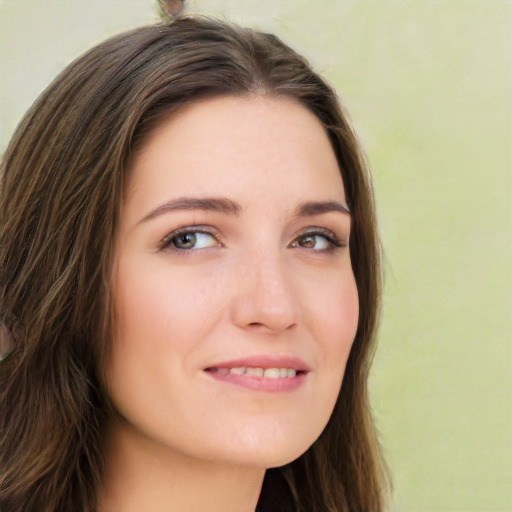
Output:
[0, 16, 388, 511]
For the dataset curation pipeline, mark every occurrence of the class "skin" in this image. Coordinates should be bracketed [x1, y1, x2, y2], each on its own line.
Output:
[99, 95, 359, 511]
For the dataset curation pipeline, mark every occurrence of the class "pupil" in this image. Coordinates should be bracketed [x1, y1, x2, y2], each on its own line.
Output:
[175, 233, 196, 248]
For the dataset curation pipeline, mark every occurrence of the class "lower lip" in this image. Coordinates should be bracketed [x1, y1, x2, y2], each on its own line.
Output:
[204, 370, 307, 392]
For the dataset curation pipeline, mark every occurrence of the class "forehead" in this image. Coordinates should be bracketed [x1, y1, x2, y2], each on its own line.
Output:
[125, 95, 346, 216]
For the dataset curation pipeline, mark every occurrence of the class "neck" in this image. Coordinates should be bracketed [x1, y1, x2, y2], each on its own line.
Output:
[97, 416, 265, 512]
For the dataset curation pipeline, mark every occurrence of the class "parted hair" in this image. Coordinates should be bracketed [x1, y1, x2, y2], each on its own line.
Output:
[0, 16, 388, 512]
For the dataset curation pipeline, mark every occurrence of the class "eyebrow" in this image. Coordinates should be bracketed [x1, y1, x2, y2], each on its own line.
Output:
[140, 196, 242, 223]
[140, 197, 350, 224]
[294, 201, 351, 217]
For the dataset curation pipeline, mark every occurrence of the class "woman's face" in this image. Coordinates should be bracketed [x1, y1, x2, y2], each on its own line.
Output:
[108, 95, 358, 468]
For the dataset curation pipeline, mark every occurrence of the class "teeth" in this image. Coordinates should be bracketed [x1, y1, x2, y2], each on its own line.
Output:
[245, 367, 264, 377]
[263, 368, 280, 379]
[213, 367, 299, 379]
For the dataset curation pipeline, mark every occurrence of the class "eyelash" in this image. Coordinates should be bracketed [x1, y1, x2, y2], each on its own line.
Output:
[292, 227, 344, 252]
[158, 225, 220, 253]
[158, 225, 345, 254]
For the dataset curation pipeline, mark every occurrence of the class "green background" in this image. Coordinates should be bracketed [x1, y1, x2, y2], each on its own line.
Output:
[1, 1, 510, 510]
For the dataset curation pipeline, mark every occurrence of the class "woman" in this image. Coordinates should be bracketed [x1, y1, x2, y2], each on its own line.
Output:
[0, 14, 388, 512]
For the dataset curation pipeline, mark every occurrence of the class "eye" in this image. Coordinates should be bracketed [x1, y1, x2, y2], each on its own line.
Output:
[291, 228, 343, 251]
[295, 234, 331, 250]
[160, 227, 220, 251]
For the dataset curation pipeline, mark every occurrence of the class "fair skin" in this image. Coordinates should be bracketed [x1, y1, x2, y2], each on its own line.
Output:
[98, 95, 359, 511]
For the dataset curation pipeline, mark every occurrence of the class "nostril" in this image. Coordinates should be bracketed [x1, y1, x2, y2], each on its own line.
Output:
[245, 321, 296, 332]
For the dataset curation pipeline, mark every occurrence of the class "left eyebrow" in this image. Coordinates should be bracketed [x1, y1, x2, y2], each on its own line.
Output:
[294, 201, 351, 217]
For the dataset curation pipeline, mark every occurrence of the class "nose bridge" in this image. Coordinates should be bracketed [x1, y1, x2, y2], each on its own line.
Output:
[231, 244, 301, 333]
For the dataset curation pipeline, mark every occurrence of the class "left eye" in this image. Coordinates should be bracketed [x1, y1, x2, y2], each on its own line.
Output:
[292, 231, 338, 251]
[164, 230, 219, 250]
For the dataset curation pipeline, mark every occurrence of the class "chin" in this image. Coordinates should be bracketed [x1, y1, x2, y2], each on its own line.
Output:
[200, 421, 323, 470]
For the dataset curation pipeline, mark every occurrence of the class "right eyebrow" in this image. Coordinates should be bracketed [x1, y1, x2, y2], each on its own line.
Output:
[139, 196, 243, 224]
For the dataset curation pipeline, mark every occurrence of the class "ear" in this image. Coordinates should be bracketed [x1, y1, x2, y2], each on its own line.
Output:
[0, 322, 14, 361]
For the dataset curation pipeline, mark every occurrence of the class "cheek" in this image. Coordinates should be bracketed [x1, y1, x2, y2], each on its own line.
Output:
[307, 269, 359, 380]
[314, 270, 358, 346]
[105, 257, 227, 426]
[113, 256, 225, 355]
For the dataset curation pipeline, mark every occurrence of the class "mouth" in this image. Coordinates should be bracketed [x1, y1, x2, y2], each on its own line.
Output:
[205, 366, 305, 379]
[203, 356, 310, 392]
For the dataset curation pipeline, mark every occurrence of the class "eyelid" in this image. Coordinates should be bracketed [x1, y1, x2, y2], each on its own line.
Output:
[157, 224, 347, 253]
[290, 226, 346, 250]
[158, 225, 223, 252]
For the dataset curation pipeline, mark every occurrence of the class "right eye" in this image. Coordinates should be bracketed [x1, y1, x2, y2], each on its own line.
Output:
[160, 228, 220, 252]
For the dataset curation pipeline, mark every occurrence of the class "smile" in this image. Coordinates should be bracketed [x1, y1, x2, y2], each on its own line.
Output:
[203, 356, 309, 392]
[207, 367, 299, 379]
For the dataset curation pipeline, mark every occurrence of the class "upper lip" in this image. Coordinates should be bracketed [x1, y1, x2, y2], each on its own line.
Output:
[204, 355, 311, 372]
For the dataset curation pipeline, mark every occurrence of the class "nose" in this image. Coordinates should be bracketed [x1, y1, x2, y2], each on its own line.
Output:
[230, 249, 301, 334]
